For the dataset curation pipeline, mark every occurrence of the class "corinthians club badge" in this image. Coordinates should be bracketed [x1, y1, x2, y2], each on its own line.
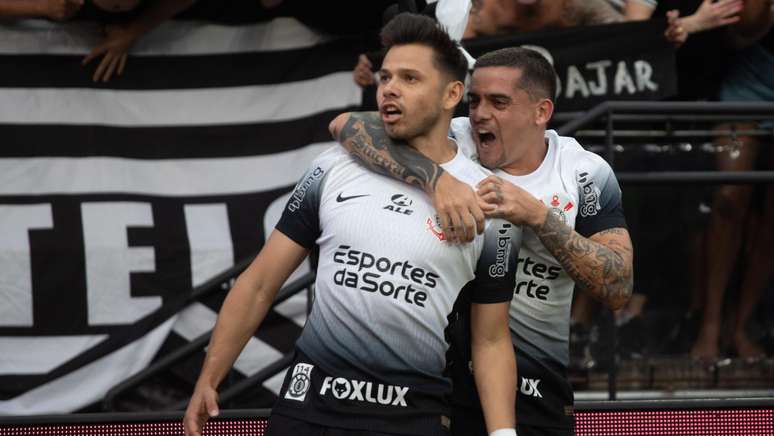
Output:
[544, 194, 574, 224]
[284, 363, 314, 402]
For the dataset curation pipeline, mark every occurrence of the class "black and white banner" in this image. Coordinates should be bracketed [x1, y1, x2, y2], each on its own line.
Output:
[463, 19, 677, 111]
[0, 18, 362, 414]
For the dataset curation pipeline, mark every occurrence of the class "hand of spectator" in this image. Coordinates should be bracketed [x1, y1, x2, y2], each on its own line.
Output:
[432, 172, 485, 243]
[43, 0, 83, 21]
[353, 54, 375, 88]
[664, 10, 688, 47]
[82, 24, 137, 83]
[683, 0, 743, 34]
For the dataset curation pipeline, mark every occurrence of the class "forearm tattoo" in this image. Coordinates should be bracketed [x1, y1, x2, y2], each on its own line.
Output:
[536, 212, 633, 308]
[338, 112, 445, 192]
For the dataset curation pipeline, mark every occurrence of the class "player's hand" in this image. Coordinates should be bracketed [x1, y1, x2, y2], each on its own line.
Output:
[353, 54, 375, 88]
[183, 384, 220, 436]
[432, 172, 485, 243]
[43, 0, 83, 21]
[82, 24, 137, 83]
[477, 175, 546, 228]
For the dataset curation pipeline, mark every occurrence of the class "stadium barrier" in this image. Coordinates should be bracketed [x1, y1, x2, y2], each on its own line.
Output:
[2, 398, 773, 435]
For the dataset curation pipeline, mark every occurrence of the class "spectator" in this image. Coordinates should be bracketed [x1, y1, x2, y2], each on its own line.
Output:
[354, 0, 623, 88]
[692, 0, 773, 361]
[623, 0, 743, 46]
[624, 0, 743, 33]
[572, 0, 749, 361]
[1, 0, 196, 83]
[82, 0, 195, 82]
[464, 0, 622, 37]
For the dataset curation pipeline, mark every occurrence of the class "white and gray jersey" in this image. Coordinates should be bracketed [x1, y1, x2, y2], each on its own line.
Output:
[274, 145, 519, 417]
[451, 118, 627, 368]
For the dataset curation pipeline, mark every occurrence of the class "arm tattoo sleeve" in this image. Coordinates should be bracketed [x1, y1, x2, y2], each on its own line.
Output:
[536, 211, 633, 309]
[338, 112, 445, 193]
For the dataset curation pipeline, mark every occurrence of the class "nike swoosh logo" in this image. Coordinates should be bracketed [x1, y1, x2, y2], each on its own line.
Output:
[336, 193, 369, 203]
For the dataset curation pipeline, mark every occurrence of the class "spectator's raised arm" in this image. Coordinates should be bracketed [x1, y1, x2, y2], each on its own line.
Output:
[352, 53, 376, 88]
[681, 0, 744, 35]
[82, 0, 195, 82]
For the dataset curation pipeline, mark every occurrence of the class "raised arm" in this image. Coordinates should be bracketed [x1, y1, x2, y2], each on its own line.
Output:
[680, 0, 744, 35]
[183, 230, 308, 436]
[329, 111, 484, 242]
[82, 0, 195, 82]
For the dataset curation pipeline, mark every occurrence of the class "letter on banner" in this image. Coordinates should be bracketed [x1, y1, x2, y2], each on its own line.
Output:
[0, 204, 53, 326]
[82, 202, 160, 325]
[184, 204, 234, 288]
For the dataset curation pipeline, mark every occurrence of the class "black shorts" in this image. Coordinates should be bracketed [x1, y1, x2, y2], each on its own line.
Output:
[448, 347, 574, 433]
[267, 413, 446, 436]
[451, 405, 573, 436]
[271, 350, 451, 436]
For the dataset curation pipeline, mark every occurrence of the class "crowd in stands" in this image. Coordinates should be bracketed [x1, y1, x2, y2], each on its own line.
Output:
[1, 0, 196, 81]
[1, 0, 772, 364]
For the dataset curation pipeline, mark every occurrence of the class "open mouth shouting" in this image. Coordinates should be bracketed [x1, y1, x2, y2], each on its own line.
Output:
[476, 128, 497, 148]
[380, 102, 403, 124]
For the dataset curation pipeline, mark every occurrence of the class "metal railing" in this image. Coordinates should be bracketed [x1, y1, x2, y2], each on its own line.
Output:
[101, 264, 316, 412]
[557, 101, 774, 401]
[556, 101, 774, 181]
[3, 398, 773, 428]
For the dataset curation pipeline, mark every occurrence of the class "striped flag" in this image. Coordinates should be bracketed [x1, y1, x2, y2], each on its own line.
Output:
[0, 18, 363, 414]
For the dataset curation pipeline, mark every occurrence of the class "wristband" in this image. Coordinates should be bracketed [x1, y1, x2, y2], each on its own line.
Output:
[489, 429, 517, 436]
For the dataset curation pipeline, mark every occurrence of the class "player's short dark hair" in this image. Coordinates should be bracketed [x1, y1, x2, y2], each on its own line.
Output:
[474, 47, 557, 101]
[380, 12, 468, 83]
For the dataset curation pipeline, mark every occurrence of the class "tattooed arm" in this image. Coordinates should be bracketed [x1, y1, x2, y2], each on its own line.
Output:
[537, 214, 633, 310]
[477, 175, 633, 310]
[329, 111, 445, 192]
[329, 112, 485, 242]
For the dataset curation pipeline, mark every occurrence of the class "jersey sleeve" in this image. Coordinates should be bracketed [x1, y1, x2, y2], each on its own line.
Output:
[275, 149, 340, 248]
[469, 219, 521, 304]
[574, 153, 628, 237]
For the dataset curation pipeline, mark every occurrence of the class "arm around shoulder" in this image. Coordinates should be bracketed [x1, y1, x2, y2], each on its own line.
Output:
[331, 111, 484, 242]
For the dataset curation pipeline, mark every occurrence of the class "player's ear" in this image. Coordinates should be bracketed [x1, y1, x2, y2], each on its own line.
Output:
[534, 97, 554, 126]
[443, 80, 464, 111]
